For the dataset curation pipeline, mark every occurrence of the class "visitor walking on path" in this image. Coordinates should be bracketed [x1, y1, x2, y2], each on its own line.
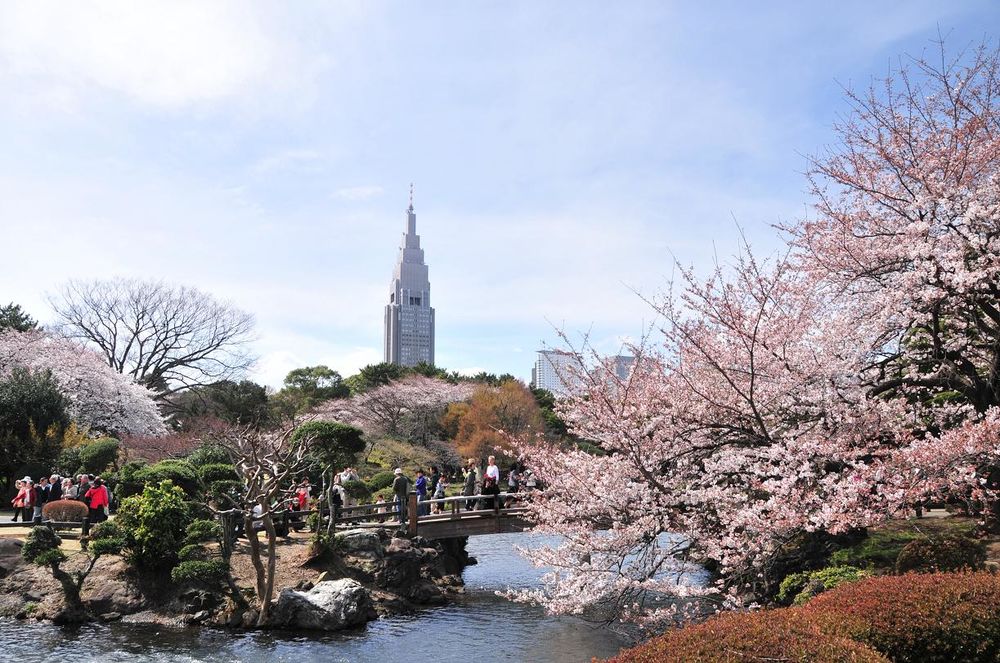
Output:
[392, 468, 410, 525]
[429, 466, 441, 499]
[432, 474, 448, 513]
[10, 479, 26, 522]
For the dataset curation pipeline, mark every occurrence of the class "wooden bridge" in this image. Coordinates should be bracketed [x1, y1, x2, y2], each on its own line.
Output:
[331, 492, 533, 540]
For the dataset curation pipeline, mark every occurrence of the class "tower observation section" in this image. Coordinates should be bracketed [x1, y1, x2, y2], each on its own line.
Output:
[384, 192, 435, 366]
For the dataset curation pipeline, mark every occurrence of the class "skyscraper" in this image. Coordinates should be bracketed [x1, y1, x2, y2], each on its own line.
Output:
[531, 349, 584, 397]
[384, 188, 435, 366]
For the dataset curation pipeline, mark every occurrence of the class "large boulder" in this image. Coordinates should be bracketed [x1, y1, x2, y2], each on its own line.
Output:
[271, 578, 376, 631]
[337, 529, 384, 558]
[0, 539, 23, 578]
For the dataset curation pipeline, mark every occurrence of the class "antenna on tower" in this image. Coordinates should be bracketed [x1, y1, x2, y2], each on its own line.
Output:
[408, 182, 414, 211]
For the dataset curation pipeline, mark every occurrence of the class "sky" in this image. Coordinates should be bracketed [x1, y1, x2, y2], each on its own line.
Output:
[2, 1, 999, 388]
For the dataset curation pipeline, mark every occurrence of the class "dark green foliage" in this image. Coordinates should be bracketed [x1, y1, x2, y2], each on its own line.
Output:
[77, 437, 120, 475]
[294, 421, 366, 472]
[22, 525, 63, 563]
[283, 365, 349, 401]
[184, 519, 221, 545]
[109, 460, 148, 498]
[185, 443, 231, 467]
[134, 459, 199, 495]
[170, 559, 229, 585]
[0, 367, 67, 492]
[344, 362, 407, 394]
[174, 380, 272, 427]
[343, 479, 371, 501]
[197, 463, 238, 485]
[114, 480, 191, 571]
[205, 479, 242, 505]
[57, 446, 83, 476]
[0, 303, 37, 332]
[178, 544, 209, 562]
[895, 534, 986, 574]
[366, 470, 396, 492]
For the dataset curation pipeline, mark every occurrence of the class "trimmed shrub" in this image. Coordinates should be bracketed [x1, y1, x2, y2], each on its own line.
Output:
[803, 572, 1000, 662]
[606, 608, 888, 663]
[294, 421, 366, 471]
[894, 534, 986, 574]
[42, 499, 89, 523]
[22, 526, 64, 565]
[170, 559, 229, 585]
[57, 446, 83, 476]
[367, 470, 396, 492]
[197, 463, 239, 485]
[178, 544, 209, 562]
[114, 480, 191, 571]
[134, 459, 199, 495]
[78, 437, 120, 475]
[110, 460, 148, 499]
[343, 479, 371, 501]
[186, 443, 231, 467]
[184, 519, 221, 545]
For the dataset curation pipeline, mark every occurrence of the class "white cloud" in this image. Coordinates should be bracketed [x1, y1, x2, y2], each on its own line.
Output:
[331, 185, 385, 201]
[0, 1, 342, 109]
[252, 149, 325, 175]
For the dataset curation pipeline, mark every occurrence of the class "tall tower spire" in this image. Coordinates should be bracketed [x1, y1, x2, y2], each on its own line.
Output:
[384, 186, 435, 367]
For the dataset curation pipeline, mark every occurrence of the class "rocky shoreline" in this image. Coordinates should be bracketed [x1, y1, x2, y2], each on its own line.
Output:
[0, 529, 474, 631]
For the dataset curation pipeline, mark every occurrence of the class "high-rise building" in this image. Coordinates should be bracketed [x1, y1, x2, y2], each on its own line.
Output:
[611, 355, 635, 381]
[531, 349, 584, 397]
[384, 189, 435, 366]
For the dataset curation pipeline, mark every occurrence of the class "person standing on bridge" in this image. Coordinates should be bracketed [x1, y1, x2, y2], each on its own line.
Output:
[392, 468, 410, 525]
[415, 469, 429, 516]
[463, 458, 478, 511]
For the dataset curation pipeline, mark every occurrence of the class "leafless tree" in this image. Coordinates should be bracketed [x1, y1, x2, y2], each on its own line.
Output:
[213, 424, 311, 626]
[48, 277, 256, 399]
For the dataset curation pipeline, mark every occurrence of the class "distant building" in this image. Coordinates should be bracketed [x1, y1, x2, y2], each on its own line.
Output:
[384, 189, 435, 366]
[531, 349, 584, 397]
[611, 355, 635, 381]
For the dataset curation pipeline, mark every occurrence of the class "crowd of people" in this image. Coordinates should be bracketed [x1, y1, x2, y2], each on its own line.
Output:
[9, 473, 111, 524]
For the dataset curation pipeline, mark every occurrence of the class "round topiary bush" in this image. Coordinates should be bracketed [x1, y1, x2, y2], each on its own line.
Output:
[42, 499, 90, 523]
[197, 463, 239, 486]
[78, 437, 120, 475]
[343, 479, 372, 502]
[894, 534, 986, 574]
[803, 572, 1000, 662]
[114, 480, 191, 571]
[134, 459, 199, 495]
[366, 470, 396, 492]
[605, 608, 889, 663]
[170, 559, 229, 585]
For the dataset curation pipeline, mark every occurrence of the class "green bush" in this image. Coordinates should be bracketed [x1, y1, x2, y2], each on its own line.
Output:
[294, 421, 366, 471]
[197, 463, 239, 485]
[778, 566, 870, 606]
[184, 519, 221, 545]
[343, 479, 371, 501]
[88, 520, 125, 556]
[22, 526, 64, 564]
[57, 446, 83, 476]
[110, 460, 148, 499]
[134, 459, 199, 495]
[170, 559, 229, 585]
[78, 437, 120, 475]
[114, 480, 191, 571]
[367, 470, 396, 492]
[178, 544, 209, 562]
[186, 443, 231, 467]
[895, 534, 986, 574]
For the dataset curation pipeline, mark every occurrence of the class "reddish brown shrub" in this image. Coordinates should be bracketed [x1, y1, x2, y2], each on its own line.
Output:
[42, 499, 89, 522]
[604, 609, 888, 663]
[803, 572, 1000, 663]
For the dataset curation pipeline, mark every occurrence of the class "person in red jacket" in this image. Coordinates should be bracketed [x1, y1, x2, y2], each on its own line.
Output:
[85, 478, 110, 523]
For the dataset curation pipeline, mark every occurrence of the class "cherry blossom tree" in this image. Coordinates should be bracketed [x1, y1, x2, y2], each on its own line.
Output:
[316, 375, 473, 454]
[510, 42, 1000, 624]
[0, 330, 165, 437]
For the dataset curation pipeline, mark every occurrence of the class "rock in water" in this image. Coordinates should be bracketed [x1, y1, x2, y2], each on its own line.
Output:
[271, 578, 376, 631]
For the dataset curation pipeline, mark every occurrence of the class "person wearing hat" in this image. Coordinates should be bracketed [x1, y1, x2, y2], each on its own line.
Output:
[391, 468, 410, 525]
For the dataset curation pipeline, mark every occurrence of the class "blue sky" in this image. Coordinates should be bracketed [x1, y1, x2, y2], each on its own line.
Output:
[2, 1, 998, 387]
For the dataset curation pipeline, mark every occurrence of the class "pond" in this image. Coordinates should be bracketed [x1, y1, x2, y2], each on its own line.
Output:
[1, 533, 631, 662]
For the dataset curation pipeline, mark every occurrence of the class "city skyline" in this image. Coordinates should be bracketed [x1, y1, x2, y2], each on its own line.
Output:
[2, 2, 998, 388]
[384, 190, 435, 367]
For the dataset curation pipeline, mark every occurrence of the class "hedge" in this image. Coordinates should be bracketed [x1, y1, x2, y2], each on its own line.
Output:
[367, 470, 396, 492]
[42, 499, 89, 523]
[894, 534, 986, 574]
[803, 572, 1000, 663]
[606, 608, 888, 663]
[133, 460, 199, 495]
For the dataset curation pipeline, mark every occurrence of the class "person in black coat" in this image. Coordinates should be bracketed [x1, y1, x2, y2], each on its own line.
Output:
[47, 475, 62, 501]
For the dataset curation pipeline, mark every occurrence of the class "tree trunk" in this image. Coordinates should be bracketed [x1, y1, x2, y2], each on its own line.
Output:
[257, 512, 278, 626]
[244, 514, 267, 605]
